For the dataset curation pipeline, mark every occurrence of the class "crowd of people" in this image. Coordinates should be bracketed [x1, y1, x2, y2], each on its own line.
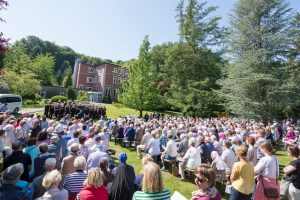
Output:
[0, 109, 300, 200]
[44, 102, 107, 120]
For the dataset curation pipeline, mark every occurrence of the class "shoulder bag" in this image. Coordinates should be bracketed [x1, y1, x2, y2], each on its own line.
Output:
[261, 156, 280, 198]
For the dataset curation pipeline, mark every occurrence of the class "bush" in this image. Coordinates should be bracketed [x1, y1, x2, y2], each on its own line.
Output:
[66, 86, 77, 100]
[77, 90, 88, 103]
[50, 95, 67, 102]
[102, 96, 112, 104]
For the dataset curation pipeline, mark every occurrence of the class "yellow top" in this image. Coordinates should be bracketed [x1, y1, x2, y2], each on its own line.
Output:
[231, 161, 255, 195]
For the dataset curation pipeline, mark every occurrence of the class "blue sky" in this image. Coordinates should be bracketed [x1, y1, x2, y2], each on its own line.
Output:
[2, 0, 300, 61]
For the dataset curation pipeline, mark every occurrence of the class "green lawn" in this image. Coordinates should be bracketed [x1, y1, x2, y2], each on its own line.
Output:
[104, 104, 146, 119]
[109, 142, 292, 200]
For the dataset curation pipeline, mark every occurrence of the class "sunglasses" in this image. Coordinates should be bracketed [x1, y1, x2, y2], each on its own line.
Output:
[196, 176, 207, 183]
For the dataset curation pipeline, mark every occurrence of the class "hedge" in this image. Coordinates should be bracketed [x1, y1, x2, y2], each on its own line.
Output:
[50, 95, 68, 103]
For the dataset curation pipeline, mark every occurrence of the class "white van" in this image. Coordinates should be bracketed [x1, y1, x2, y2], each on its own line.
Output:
[0, 94, 22, 113]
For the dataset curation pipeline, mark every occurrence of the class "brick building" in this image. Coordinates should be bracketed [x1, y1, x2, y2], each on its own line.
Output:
[72, 58, 127, 102]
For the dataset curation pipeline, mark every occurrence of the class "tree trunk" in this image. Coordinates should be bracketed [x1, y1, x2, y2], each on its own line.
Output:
[139, 110, 143, 118]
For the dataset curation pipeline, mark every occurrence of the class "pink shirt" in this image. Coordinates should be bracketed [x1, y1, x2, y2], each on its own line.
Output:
[286, 131, 294, 140]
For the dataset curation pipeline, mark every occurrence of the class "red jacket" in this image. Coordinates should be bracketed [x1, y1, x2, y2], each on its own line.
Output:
[79, 185, 108, 200]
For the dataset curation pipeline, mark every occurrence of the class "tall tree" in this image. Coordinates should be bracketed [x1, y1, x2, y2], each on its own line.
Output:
[219, 0, 294, 123]
[166, 0, 225, 116]
[119, 36, 160, 117]
[281, 13, 300, 118]
[3, 69, 41, 99]
[31, 54, 55, 86]
[62, 65, 73, 87]
[3, 44, 31, 73]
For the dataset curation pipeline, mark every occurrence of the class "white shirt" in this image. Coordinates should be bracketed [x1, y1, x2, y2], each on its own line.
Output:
[148, 138, 161, 156]
[183, 147, 201, 169]
[221, 149, 236, 173]
[254, 155, 279, 179]
[165, 140, 177, 157]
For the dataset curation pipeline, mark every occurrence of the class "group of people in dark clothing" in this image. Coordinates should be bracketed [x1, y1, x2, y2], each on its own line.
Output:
[44, 102, 106, 120]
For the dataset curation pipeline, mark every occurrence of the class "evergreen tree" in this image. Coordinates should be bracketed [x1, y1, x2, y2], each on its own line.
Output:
[119, 36, 160, 117]
[281, 13, 300, 118]
[219, 0, 294, 123]
[66, 86, 76, 100]
[167, 0, 225, 116]
[62, 65, 73, 87]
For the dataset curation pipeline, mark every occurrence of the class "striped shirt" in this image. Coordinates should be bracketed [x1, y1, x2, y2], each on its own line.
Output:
[63, 171, 88, 194]
[133, 189, 171, 200]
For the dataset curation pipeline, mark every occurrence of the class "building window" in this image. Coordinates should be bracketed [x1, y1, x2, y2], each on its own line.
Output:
[113, 67, 117, 73]
[86, 77, 94, 83]
[113, 89, 118, 97]
[88, 67, 95, 74]
[105, 87, 111, 96]
[113, 76, 117, 84]
[86, 87, 93, 91]
[60, 91, 65, 96]
[79, 84, 84, 89]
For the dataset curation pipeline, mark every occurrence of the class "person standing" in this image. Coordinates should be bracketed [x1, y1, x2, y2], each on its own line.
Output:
[283, 145, 300, 200]
[230, 146, 254, 200]
[254, 141, 280, 200]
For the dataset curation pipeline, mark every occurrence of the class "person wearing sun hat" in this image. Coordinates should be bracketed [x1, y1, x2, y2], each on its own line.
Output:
[61, 143, 79, 176]
[0, 163, 28, 200]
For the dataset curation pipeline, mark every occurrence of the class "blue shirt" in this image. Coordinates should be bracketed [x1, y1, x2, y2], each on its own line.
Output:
[126, 127, 136, 141]
[160, 134, 167, 147]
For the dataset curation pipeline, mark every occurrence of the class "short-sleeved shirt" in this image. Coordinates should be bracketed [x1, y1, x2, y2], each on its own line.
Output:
[231, 161, 255, 195]
[133, 189, 171, 200]
[286, 159, 300, 190]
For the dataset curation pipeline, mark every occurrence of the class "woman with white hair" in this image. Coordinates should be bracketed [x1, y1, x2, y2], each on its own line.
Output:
[179, 138, 201, 181]
[211, 151, 227, 183]
[3, 124, 15, 144]
[63, 156, 88, 200]
[37, 170, 68, 200]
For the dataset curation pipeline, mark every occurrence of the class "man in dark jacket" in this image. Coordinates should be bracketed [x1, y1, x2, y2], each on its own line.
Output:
[3, 141, 32, 182]
[0, 163, 29, 200]
[33, 143, 57, 178]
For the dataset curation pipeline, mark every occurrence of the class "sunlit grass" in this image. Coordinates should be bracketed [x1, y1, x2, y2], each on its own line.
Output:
[109, 142, 291, 200]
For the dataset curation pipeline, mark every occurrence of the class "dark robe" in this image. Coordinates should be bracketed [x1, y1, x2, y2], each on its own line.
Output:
[107, 163, 135, 200]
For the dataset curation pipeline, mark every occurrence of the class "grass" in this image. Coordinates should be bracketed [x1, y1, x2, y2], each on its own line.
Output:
[104, 104, 145, 119]
[109, 142, 292, 200]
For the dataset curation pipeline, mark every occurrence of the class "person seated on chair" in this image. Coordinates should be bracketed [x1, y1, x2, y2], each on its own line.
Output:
[136, 129, 153, 159]
[161, 132, 177, 171]
[179, 138, 201, 181]
[147, 130, 161, 162]
[124, 124, 136, 142]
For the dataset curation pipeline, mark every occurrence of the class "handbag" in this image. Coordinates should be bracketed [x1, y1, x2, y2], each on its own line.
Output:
[280, 179, 290, 196]
[261, 156, 280, 198]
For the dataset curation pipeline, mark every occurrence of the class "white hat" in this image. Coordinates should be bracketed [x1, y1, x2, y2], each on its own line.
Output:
[45, 158, 57, 167]
[68, 143, 80, 152]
